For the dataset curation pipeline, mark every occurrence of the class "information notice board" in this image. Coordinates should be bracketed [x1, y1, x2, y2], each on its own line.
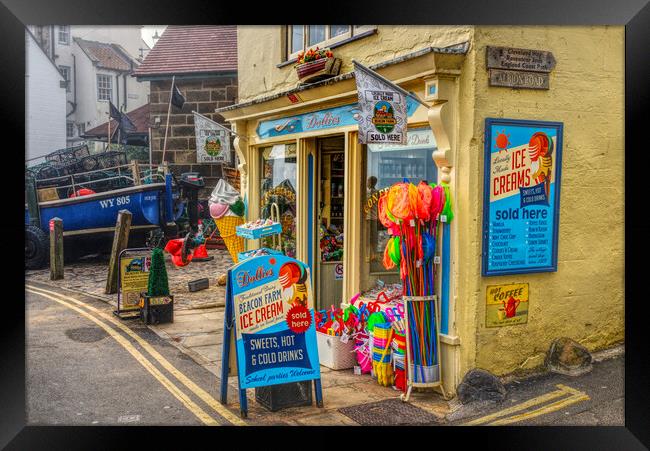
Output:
[482, 118, 563, 276]
[220, 253, 323, 417]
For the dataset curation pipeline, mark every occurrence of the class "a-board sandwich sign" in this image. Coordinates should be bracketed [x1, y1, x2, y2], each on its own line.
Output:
[220, 254, 323, 416]
[118, 252, 151, 312]
[482, 118, 563, 276]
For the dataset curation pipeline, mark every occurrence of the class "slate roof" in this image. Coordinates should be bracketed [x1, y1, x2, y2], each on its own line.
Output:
[74, 38, 135, 72]
[133, 25, 237, 78]
[82, 103, 150, 138]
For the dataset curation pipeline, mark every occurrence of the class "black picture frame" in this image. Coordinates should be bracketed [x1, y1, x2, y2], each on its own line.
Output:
[6, 0, 649, 448]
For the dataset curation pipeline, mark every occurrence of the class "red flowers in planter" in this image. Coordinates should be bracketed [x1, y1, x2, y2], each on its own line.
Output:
[295, 47, 334, 65]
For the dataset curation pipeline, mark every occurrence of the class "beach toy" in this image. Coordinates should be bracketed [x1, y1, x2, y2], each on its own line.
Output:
[422, 232, 435, 261]
[416, 181, 433, 221]
[366, 311, 387, 333]
[440, 182, 454, 222]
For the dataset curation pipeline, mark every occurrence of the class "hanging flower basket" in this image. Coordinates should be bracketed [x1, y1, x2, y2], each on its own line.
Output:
[295, 48, 341, 84]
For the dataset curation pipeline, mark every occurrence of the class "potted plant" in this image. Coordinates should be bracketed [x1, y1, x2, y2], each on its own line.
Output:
[140, 247, 174, 324]
[295, 47, 341, 84]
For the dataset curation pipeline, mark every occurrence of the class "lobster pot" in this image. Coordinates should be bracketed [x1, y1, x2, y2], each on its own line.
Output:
[403, 295, 442, 387]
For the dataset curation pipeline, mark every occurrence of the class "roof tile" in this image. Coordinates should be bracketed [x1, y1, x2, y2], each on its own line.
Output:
[75, 38, 134, 71]
[134, 25, 237, 77]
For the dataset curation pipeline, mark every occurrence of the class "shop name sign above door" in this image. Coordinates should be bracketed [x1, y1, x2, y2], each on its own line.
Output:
[256, 97, 419, 140]
[486, 46, 556, 90]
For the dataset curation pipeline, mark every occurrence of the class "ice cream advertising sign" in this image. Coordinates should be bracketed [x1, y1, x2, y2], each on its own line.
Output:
[482, 118, 563, 276]
[229, 254, 321, 389]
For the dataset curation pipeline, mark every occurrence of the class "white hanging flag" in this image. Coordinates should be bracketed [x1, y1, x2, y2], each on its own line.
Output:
[353, 60, 411, 145]
[192, 111, 232, 164]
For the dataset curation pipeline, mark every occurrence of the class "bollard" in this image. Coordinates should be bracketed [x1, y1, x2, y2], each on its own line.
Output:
[49, 217, 64, 280]
[131, 160, 141, 185]
[105, 210, 132, 294]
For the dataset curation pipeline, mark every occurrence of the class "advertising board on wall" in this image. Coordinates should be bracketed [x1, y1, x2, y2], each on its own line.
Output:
[486, 283, 529, 327]
[482, 118, 563, 276]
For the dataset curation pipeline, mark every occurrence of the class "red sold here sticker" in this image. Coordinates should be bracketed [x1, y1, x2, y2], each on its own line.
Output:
[286, 304, 311, 334]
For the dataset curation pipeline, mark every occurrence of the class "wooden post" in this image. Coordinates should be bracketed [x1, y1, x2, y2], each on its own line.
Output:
[105, 210, 132, 294]
[49, 217, 64, 281]
[131, 160, 141, 185]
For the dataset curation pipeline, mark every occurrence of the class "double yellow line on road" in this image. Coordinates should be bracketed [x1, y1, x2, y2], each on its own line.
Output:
[462, 383, 590, 426]
[26, 284, 246, 426]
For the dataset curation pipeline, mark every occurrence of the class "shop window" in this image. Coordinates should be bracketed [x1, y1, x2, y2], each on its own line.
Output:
[285, 25, 376, 61]
[362, 128, 438, 274]
[260, 143, 297, 258]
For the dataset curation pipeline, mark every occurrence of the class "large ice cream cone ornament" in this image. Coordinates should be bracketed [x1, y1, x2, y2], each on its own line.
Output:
[215, 213, 244, 263]
[209, 178, 245, 264]
[528, 132, 553, 197]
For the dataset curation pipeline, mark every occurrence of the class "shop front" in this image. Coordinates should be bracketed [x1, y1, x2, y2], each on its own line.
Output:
[217, 46, 467, 393]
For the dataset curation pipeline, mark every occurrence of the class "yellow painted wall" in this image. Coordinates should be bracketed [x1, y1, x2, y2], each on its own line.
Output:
[461, 26, 625, 375]
[236, 26, 472, 103]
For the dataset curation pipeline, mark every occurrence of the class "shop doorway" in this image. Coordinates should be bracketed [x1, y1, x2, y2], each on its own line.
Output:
[314, 135, 345, 310]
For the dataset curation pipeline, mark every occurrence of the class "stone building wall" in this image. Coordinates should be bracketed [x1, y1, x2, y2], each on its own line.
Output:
[148, 76, 238, 198]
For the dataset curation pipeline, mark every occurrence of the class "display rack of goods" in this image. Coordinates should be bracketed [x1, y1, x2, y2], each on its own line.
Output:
[236, 218, 283, 240]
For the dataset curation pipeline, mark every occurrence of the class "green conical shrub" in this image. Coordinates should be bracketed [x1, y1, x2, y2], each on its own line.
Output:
[147, 248, 170, 296]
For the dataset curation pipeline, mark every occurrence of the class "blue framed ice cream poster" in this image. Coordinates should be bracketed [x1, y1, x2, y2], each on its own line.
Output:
[219, 254, 323, 417]
[482, 118, 563, 276]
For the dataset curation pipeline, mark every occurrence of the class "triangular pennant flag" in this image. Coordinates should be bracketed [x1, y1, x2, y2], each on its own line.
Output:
[353, 61, 409, 145]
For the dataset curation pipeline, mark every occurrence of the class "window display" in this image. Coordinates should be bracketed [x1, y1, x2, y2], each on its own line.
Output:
[260, 143, 297, 258]
[363, 128, 437, 273]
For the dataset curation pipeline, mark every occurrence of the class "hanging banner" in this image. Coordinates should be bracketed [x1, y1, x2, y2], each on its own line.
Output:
[353, 61, 408, 145]
[193, 111, 232, 164]
[229, 254, 321, 389]
[482, 118, 563, 276]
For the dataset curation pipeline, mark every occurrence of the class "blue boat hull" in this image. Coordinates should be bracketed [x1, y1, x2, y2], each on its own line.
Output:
[26, 184, 168, 234]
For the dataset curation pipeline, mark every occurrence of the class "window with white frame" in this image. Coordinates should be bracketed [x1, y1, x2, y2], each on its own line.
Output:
[59, 65, 71, 92]
[77, 123, 85, 136]
[58, 25, 70, 45]
[97, 74, 112, 101]
[66, 122, 74, 138]
[286, 25, 376, 61]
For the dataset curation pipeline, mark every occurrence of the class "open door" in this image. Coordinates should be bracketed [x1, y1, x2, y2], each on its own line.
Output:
[313, 135, 345, 310]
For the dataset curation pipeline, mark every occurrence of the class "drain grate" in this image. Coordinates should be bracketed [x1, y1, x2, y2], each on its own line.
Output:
[65, 327, 108, 343]
[338, 398, 442, 426]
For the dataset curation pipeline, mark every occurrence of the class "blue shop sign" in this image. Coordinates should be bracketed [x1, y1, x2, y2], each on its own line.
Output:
[482, 118, 563, 276]
[256, 95, 421, 139]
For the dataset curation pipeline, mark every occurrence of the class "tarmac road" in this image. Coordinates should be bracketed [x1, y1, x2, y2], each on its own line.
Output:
[25, 282, 246, 426]
[448, 351, 625, 426]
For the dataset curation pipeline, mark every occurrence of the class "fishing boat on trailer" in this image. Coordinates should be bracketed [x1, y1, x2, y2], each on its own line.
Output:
[25, 157, 185, 269]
